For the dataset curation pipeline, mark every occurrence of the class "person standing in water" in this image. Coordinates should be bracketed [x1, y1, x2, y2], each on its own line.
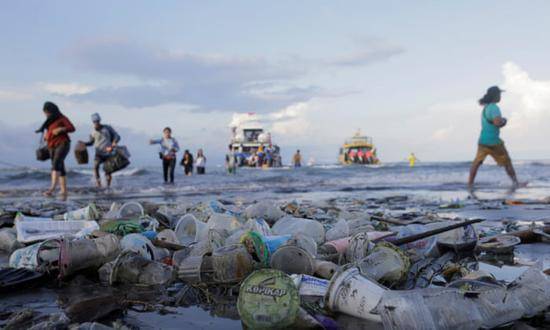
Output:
[181, 150, 194, 176]
[195, 149, 206, 174]
[36, 102, 75, 199]
[226, 145, 237, 174]
[293, 149, 302, 168]
[150, 127, 179, 184]
[468, 86, 520, 191]
[79, 113, 120, 188]
[408, 153, 417, 168]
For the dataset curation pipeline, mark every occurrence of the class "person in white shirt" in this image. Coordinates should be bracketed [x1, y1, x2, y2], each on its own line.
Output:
[149, 127, 180, 184]
[195, 149, 207, 174]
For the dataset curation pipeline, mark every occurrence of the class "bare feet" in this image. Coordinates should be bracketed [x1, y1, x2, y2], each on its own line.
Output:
[43, 189, 54, 197]
[59, 192, 68, 201]
[96, 179, 102, 188]
[511, 181, 528, 191]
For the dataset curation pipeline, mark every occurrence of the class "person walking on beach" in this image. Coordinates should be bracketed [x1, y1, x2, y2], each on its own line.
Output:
[79, 113, 120, 188]
[226, 145, 237, 174]
[181, 150, 194, 176]
[195, 149, 206, 175]
[468, 86, 520, 191]
[150, 127, 179, 184]
[293, 149, 302, 168]
[36, 102, 75, 199]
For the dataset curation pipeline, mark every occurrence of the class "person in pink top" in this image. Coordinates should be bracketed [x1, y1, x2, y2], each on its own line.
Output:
[357, 149, 365, 164]
[348, 149, 356, 163]
[365, 150, 373, 164]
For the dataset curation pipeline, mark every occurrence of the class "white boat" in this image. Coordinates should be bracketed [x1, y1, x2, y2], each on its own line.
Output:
[229, 113, 282, 167]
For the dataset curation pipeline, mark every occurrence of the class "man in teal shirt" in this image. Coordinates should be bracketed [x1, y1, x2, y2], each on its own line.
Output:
[468, 86, 520, 191]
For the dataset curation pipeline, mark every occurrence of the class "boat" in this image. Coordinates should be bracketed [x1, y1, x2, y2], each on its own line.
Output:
[338, 130, 380, 165]
[229, 113, 282, 168]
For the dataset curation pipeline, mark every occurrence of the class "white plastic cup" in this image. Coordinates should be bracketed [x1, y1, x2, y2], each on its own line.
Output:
[325, 266, 386, 322]
[175, 214, 209, 245]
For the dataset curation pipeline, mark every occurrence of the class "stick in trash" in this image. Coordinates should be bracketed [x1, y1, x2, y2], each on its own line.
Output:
[381, 219, 484, 246]
[152, 239, 185, 250]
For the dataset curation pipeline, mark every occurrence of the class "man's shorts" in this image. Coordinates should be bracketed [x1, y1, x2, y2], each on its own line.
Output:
[473, 143, 512, 166]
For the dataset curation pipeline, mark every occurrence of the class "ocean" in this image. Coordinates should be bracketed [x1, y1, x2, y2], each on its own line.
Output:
[1, 160, 550, 203]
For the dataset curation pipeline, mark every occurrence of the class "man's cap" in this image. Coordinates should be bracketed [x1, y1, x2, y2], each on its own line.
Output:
[91, 113, 101, 122]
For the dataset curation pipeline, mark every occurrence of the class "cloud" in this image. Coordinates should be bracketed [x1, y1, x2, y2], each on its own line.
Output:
[501, 62, 550, 132]
[68, 38, 299, 83]
[269, 103, 311, 137]
[0, 89, 32, 101]
[63, 38, 313, 112]
[228, 102, 311, 137]
[326, 37, 405, 67]
[39, 83, 94, 96]
[61, 38, 403, 112]
[432, 126, 454, 141]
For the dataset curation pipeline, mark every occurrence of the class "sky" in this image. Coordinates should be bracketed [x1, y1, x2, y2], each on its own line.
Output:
[1, 0, 550, 166]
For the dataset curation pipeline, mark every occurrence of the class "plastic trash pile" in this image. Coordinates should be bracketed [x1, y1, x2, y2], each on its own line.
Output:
[0, 197, 549, 329]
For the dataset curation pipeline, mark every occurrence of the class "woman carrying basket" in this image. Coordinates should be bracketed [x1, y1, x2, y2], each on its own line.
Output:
[36, 101, 75, 200]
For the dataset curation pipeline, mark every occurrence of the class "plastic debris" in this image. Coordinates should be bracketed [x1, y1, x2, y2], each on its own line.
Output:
[479, 234, 521, 254]
[325, 265, 387, 322]
[109, 250, 173, 286]
[270, 245, 316, 275]
[376, 266, 550, 329]
[1, 196, 549, 329]
[0, 228, 23, 252]
[175, 214, 208, 245]
[272, 216, 325, 244]
[325, 218, 350, 242]
[244, 201, 285, 224]
[357, 242, 411, 287]
[59, 234, 120, 278]
[62, 203, 100, 221]
[15, 219, 99, 243]
[238, 269, 300, 329]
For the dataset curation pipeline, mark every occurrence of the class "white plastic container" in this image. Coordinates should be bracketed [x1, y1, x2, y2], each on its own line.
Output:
[272, 216, 325, 244]
[175, 214, 209, 245]
[285, 233, 318, 257]
[63, 203, 99, 221]
[15, 213, 52, 222]
[117, 201, 144, 219]
[325, 266, 386, 322]
[243, 218, 272, 237]
[120, 233, 155, 260]
[15, 220, 99, 243]
[207, 213, 242, 232]
[291, 274, 330, 297]
[325, 219, 350, 242]
[156, 229, 179, 244]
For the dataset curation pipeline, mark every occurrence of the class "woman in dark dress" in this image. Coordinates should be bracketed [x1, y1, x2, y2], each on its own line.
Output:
[181, 150, 194, 176]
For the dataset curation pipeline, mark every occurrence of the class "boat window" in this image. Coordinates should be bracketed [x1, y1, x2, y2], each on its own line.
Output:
[243, 129, 262, 142]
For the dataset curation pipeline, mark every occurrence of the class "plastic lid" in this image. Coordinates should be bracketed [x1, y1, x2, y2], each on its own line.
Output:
[238, 269, 300, 329]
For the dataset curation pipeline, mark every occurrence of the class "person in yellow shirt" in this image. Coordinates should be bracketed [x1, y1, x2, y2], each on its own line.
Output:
[408, 153, 417, 168]
[293, 150, 302, 168]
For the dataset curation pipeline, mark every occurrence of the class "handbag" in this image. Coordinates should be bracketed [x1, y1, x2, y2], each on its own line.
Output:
[74, 142, 89, 164]
[35, 133, 50, 161]
[103, 146, 131, 174]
